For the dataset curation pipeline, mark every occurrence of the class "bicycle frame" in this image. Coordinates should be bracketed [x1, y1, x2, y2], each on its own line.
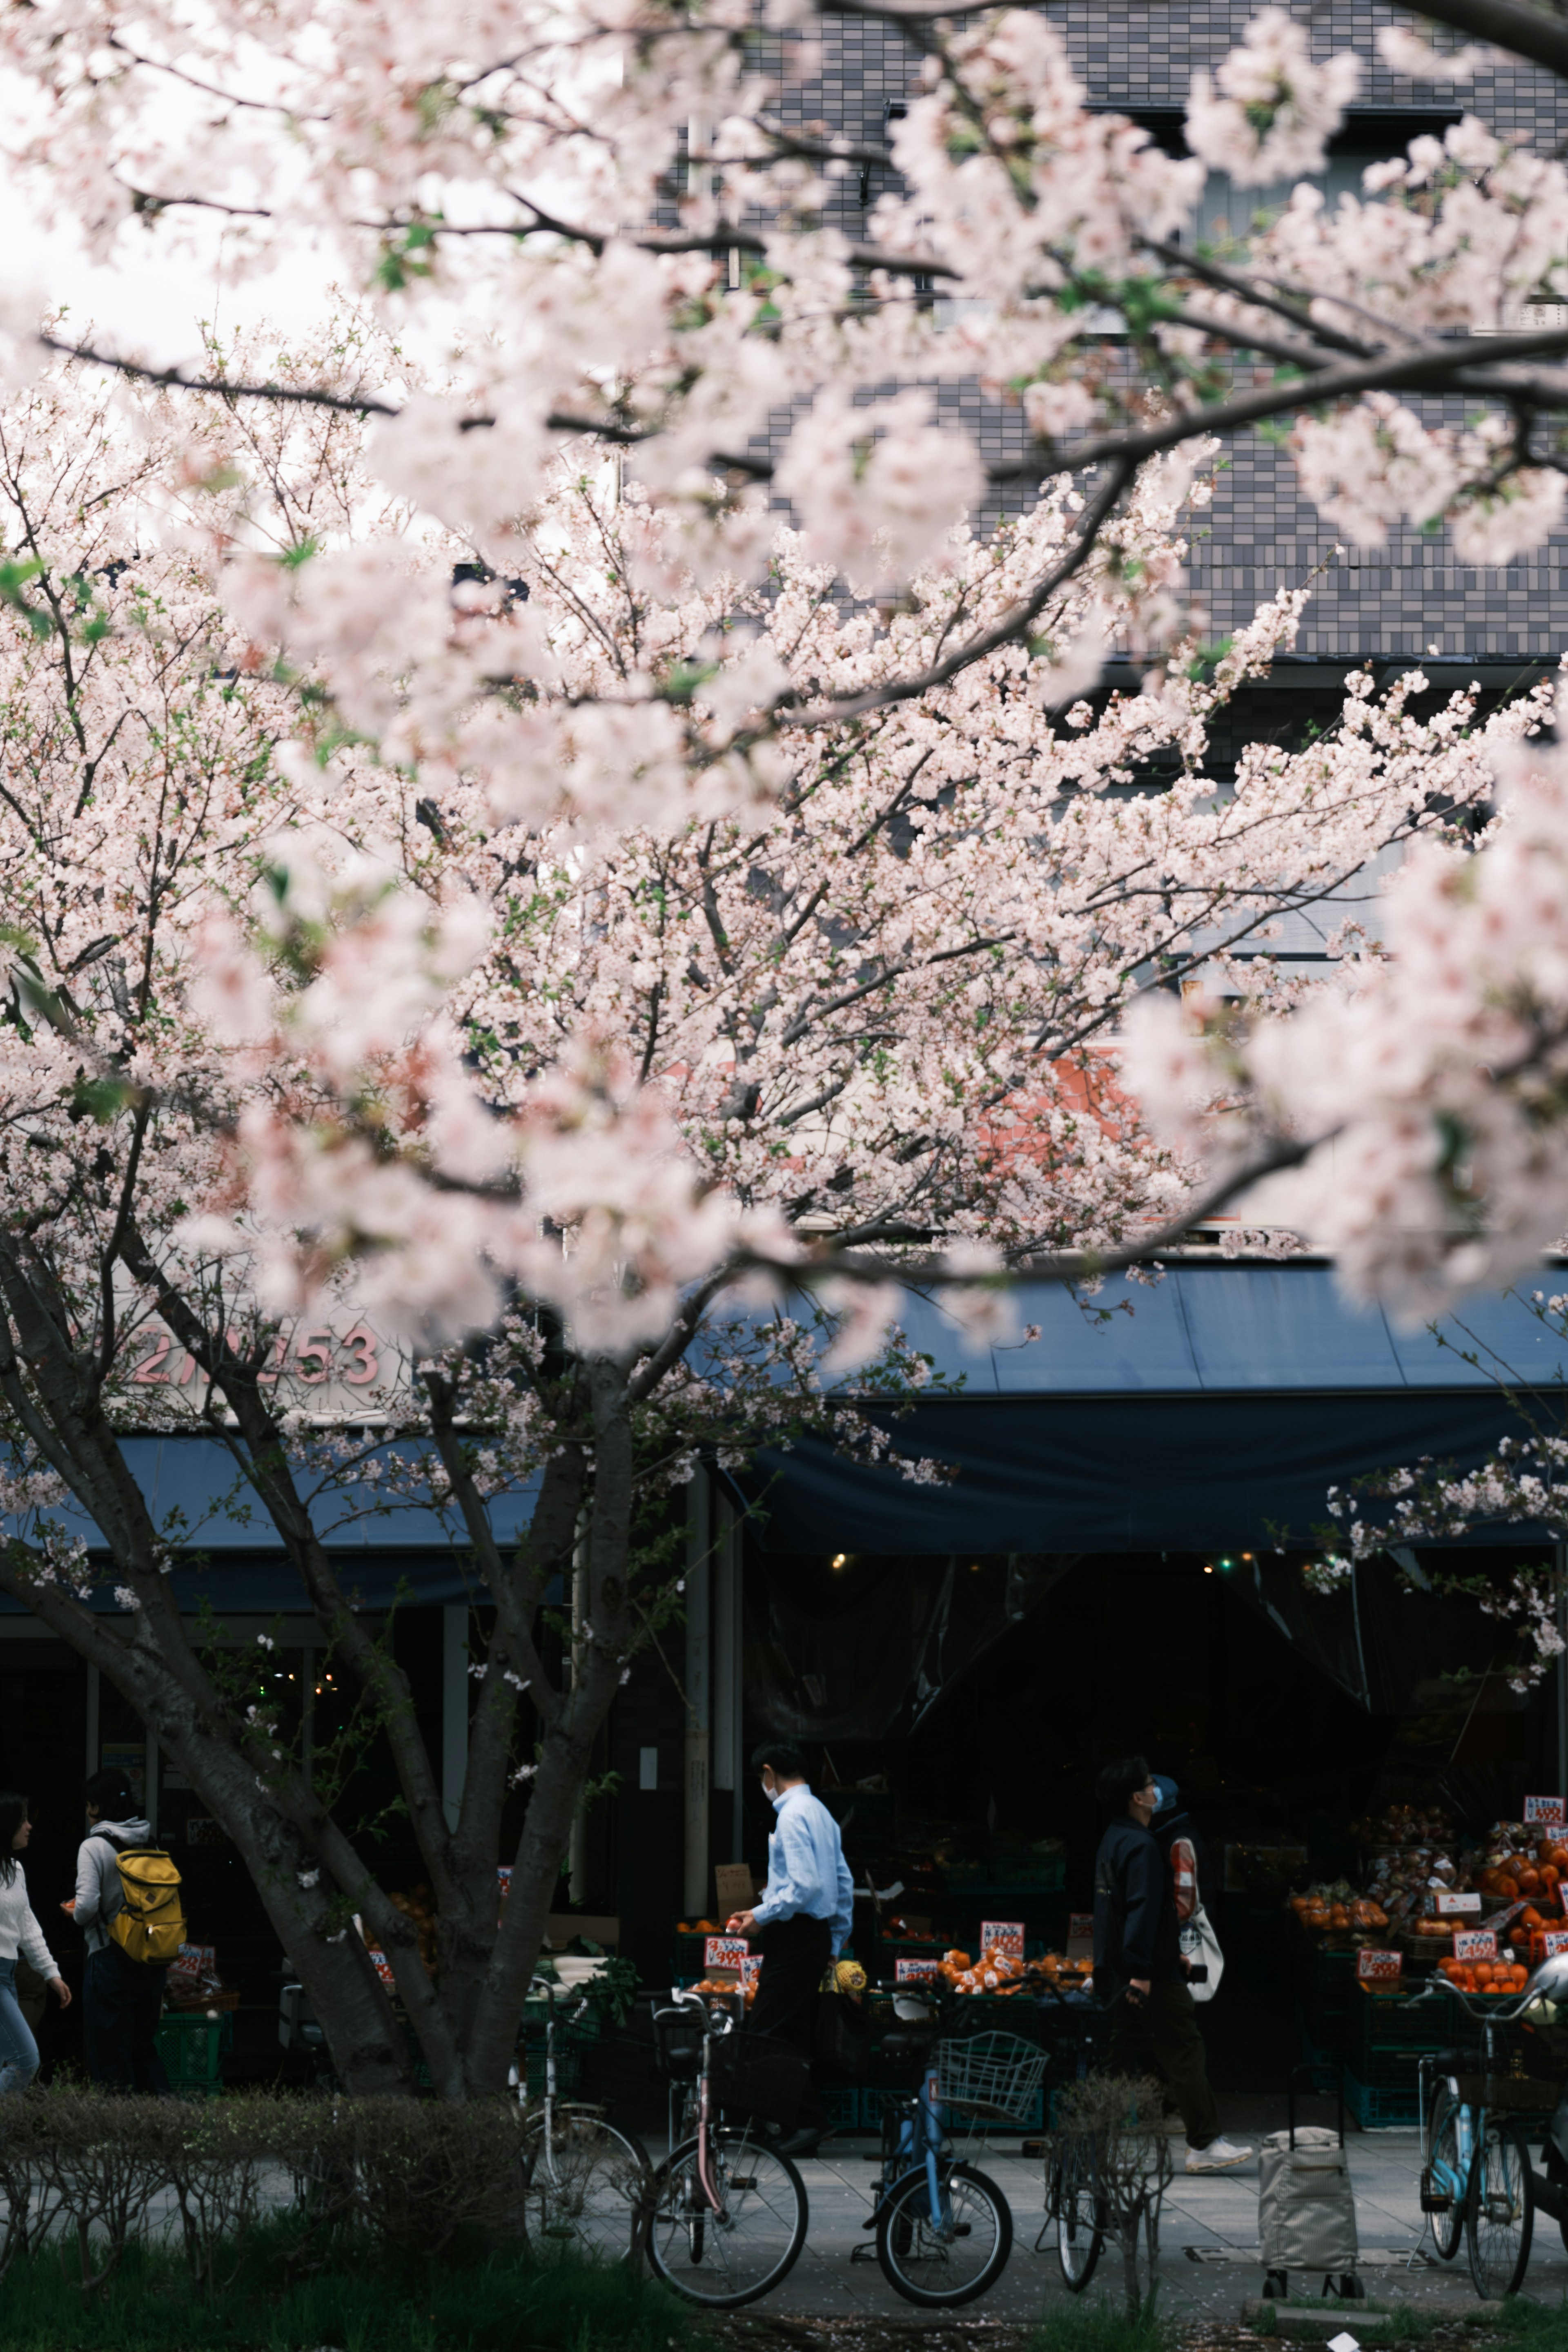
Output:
[668, 1985, 740, 2218]
[1421, 2059, 1477, 2220]
[517, 1973, 598, 2190]
[873, 2060, 958, 2234]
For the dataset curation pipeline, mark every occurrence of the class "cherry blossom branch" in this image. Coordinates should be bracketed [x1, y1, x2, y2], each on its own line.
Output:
[990, 325, 1568, 485]
[784, 456, 1136, 727]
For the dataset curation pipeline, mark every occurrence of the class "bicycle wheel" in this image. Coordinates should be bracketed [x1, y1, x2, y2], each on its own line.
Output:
[521, 2109, 651, 2263]
[645, 2128, 808, 2308]
[1423, 2084, 1464, 2263]
[1051, 2145, 1106, 2292]
[1466, 2117, 1534, 2299]
[876, 2160, 1013, 2307]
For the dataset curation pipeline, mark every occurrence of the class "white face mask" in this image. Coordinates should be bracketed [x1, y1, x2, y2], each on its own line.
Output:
[764, 1782, 786, 1810]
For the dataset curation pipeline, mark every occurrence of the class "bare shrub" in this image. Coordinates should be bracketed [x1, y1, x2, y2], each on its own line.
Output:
[1049, 2072, 1174, 2313]
[0, 2088, 529, 2286]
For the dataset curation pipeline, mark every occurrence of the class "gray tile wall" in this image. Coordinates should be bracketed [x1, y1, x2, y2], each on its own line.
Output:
[756, 4, 1568, 655]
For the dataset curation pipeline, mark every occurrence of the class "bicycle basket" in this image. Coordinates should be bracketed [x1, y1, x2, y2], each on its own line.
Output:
[934, 2030, 1048, 2125]
[711, 2031, 808, 2129]
[651, 2005, 704, 2082]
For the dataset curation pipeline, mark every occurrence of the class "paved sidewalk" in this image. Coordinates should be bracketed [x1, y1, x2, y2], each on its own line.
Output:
[746, 2105, 1568, 2323]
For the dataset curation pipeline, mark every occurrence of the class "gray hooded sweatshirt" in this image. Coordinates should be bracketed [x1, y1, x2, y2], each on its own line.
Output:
[74, 1816, 152, 1956]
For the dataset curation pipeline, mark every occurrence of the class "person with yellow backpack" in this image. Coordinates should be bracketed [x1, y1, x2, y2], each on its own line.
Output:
[66, 1769, 186, 2096]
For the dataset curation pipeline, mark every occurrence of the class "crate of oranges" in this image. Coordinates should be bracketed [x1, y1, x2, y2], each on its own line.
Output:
[1478, 1838, 1568, 1906]
[1439, 1953, 1530, 1999]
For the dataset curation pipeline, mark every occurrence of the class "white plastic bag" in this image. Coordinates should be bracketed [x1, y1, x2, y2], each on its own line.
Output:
[1180, 1900, 1225, 2004]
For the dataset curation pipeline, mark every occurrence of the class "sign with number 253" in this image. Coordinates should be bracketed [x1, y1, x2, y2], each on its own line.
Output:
[124, 1317, 403, 1418]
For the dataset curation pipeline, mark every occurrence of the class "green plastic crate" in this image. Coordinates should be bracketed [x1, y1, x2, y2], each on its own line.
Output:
[1344, 2069, 1419, 2129]
[157, 2013, 224, 2095]
[822, 2086, 863, 2131]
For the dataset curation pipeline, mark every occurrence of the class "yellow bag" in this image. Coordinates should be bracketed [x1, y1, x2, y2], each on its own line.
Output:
[107, 1846, 187, 1966]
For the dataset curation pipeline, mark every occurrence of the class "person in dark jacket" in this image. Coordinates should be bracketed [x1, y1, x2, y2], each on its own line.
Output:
[1092, 1755, 1250, 2174]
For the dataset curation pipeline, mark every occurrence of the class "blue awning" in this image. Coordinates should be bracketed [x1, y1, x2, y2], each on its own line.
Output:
[868, 1263, 1568, 1396]
[742, 1265, 1568, 1553]
[6, 1265, 1561, 1596]
[0, 1440, 540, 1613]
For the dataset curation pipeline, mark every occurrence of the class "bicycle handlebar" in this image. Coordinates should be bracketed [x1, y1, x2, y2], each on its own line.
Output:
[668, 1984, 741, 2033]
[527, 1973, 598, 2020]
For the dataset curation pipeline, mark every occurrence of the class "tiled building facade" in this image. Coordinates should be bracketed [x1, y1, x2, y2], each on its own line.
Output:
[758, 0, 1568, 661]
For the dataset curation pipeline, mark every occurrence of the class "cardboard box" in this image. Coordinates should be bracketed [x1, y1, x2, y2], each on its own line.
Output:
[544, 1914, 620, 1951]
[715, 1862, 755, 1919]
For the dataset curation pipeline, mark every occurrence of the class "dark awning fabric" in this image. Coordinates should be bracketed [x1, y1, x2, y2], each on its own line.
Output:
[737, 1264, 1568, 1554]
[0, 1439, 540, 1613]
[740, 1389, 1556, 1555]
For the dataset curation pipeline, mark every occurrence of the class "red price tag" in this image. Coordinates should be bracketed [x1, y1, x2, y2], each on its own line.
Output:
[1526, 1796, 1566, 1826]
[704, 1936, 750, 1973]
[740, 1955, 762, 1989]
[1356, 1948, 1402, 1980]
[895, 1957, 940, 1981]
[1545, 1931, 1568, 1959]
[1434, 1891, 1481, 1916]
[1454, 1928, 1499, 1962]
[981, 1919, 1025, 1956]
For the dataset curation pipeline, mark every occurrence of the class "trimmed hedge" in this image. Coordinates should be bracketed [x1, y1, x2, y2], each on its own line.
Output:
[0, 2089, 529, 2291]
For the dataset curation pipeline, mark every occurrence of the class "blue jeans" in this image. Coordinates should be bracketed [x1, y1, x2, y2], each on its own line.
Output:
[0, 1959, 40, 2095]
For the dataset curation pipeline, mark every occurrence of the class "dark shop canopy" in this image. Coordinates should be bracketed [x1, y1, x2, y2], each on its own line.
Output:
[2, 1262, 1562, 1617]
[0, 1439, 541, 1614]
[737, 1263, 1568, 1556]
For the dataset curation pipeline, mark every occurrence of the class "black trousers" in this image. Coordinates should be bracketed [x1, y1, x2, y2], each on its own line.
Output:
[85, 1944, 172, 2096]
[1105, 1977, 1220, 2149]
[748, 1913, 831, 2131]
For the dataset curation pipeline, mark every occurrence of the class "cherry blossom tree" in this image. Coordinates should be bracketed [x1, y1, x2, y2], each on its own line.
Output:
[7, 0, 1568, 2079]
[0, 0, 1564, 1307]
[0, 314, 1552, 2088]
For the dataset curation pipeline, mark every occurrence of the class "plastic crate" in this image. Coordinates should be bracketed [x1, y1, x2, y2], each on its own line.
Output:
[860, 2081, 1046, 2134]
[822, 2086, 863, 2131]
[521, 2024, 597, 2099]
[157, 2012, 226, 2093]
[1296, 1993, 1352, 2058]
[1344, 2069, 1420, 2129]
[1354, 1987, 1454, 2077]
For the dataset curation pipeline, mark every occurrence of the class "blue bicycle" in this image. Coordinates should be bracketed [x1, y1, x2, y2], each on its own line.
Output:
[1412, 1961, 1568, 2298]
[861, 1989, 1028, 2305]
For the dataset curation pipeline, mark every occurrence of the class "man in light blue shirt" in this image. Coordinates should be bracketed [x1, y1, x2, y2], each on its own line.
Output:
[726, 1739, 854, 2156]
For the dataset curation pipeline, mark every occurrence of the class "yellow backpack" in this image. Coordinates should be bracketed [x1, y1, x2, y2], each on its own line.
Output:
[107, 1846, 187, 1966]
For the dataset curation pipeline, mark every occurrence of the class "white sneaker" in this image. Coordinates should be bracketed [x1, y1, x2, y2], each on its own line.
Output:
[1185, 2136, 1254, 2173]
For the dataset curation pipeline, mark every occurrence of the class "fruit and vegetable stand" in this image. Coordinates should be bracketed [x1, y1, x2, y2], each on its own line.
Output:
[1290, 1804, 1568, 2125]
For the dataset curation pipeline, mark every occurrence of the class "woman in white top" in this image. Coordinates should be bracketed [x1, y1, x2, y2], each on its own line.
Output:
[0, 1792, 72, 2092]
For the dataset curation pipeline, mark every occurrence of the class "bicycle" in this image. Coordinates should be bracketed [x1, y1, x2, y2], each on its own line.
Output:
[1401, 1961, 1568, 2299]
[644, 1985, 810, 2307]
[1032, 1980, 1118, 2291]
[513, 1974, 651, 2263]
[858, 1983, 1019, 2306]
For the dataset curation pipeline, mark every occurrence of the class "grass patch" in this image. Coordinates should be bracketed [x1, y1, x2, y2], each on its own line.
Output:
[0, 2213, 700, 2352]
[1033, 2292, 1176, 2352]
[1485, 2300, 1568, 2343]
[1253, 2301, 1438, 2341]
